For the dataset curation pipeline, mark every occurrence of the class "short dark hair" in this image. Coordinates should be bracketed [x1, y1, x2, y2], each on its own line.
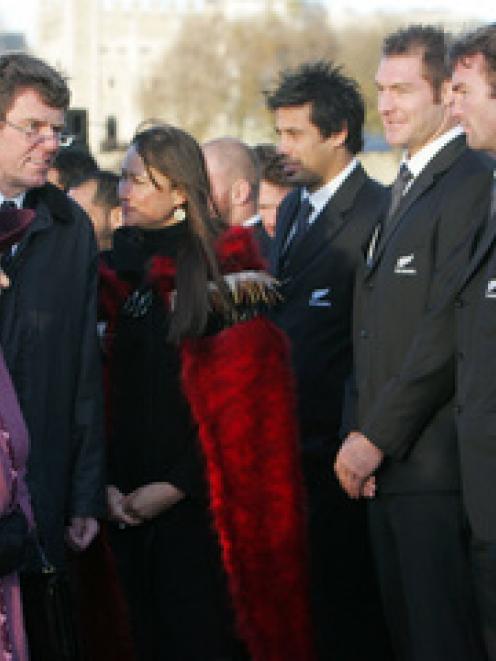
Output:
[252, 144, 293, 189]
[382, 25, 450, 99]
[73, 169, 119, 211]
[265, 60, 364, 154]
[450, 24, 496, 97]
[52, 147, 98, 191]
[0, 52, 70, 118]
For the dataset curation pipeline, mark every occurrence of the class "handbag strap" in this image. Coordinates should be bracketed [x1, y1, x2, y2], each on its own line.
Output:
[0, 413, 19, 511]
[0, 415, 54, 574]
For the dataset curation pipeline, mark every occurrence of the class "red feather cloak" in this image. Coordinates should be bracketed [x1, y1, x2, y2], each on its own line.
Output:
[100, 227, 317, 660]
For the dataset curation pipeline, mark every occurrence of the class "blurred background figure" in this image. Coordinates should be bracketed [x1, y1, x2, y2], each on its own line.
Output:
[252, 143, 293, 260]
[202, 136, 259, 227]
[47, 145, 98, 191]
[253, 143, 293, 238]
[69, 170, 122, 252]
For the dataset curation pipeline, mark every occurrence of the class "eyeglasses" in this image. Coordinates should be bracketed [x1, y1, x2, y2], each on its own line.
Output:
[1, 118, 75, 147]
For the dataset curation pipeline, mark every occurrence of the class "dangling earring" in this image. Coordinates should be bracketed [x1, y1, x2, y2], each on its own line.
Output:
[173, 207, 186, 223]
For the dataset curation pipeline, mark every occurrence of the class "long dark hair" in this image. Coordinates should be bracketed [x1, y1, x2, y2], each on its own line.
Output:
[132, 124, 230, 342]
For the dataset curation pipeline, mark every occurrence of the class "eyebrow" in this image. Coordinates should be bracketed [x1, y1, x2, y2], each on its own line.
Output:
[21, 117, 66, 131]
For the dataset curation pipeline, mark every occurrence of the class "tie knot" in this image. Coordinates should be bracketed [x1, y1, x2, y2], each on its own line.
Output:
[299, 197, 313, 216]
[0, 200, 17, 211]
[399, 163, 412, 185]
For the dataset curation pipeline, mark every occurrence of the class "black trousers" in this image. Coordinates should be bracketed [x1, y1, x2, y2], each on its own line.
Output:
[304, 458, 393, 661]
[471, 536, 496, 661]
[109, 499, 247, 661]
[368, 492, 486, 661]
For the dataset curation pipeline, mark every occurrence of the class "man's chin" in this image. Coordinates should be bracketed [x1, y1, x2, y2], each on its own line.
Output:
[287, 169, 321, 188]
[27, 171, 50, 189]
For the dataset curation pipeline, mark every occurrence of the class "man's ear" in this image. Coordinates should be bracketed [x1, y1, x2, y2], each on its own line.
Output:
[326, 125, 348, 149]
[441, 79, 454, 108]
[230, 178, 252, 206]
[109, 206, 123, 232]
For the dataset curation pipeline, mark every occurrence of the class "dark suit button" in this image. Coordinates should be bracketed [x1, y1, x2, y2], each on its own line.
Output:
[454, 404, 463, 414]
[360, 329, 368, 339]
[455, 298, 464, 308]
[457, 351, 464, 360]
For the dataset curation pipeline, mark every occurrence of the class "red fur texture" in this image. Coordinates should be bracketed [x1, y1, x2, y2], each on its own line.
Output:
[182, 317, 316, 660]
[99, 259, 132, 337]
[97, 228, 316, 658]
[215, 226, 266, 273]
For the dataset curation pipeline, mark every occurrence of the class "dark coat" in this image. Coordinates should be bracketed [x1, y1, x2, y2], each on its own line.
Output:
[455, 175, 496, 540]
[270, 163, 388, 457]
[354, 136, 493, 493]
[0, 183, 105, 567]
[251, 219, 273, 263]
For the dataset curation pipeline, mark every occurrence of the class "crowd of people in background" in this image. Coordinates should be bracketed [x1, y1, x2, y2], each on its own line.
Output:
[0, 18, 495, 661]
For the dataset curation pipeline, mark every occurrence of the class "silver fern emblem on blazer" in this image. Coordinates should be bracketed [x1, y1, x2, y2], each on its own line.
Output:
[394, 253, 416, 275]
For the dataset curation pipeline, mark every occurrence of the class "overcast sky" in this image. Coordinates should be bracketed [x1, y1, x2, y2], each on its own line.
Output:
[0, 0, 494, 46]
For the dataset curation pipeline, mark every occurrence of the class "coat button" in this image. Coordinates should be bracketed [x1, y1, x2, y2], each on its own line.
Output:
[454, 404, 463, 414]
[457, 351, 464, 360]
[455, 298, 464, 308]
[360, 329, 368, 339]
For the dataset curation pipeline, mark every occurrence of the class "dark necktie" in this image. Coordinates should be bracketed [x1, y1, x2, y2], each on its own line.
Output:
[0, 201, 35, 264]
[386, 163, 413, 226]
[282, 197, 313, 262]
[490, 173, 496, 219]
[366, 164, 413, 267]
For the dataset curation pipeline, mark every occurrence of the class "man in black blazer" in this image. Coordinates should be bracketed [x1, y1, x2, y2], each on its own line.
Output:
[266, 62, 391, 660]
[334, 26, 492, 661]
[451, 24, 496, 660]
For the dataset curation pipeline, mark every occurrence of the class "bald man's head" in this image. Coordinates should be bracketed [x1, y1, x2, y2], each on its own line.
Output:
[202, 137, 259, 226]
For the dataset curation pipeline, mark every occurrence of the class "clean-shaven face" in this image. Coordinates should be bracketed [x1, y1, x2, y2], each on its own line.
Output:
[0, 88, 64, 197]
[452, 53, 496, 153]
[376, 53, 447, 156]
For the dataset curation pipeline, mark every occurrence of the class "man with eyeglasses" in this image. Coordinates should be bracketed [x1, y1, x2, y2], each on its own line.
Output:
[0, 51, 104, 605]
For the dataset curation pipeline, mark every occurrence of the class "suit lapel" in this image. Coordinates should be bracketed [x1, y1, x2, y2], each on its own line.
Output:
[367, 135, 467, 275]
[281, 164, 368, 275]
[460, 213, 496, 291]
[271, 189, 300, 274]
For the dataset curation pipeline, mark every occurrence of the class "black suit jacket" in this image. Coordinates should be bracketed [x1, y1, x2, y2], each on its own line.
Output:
[251, 219, 273, 263]
[454, 175, 496, 539]
[269, 163, 388, 462]
[354, 135, 493, 493]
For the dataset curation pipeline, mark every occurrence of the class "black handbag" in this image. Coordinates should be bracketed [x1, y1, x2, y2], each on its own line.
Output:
[20, 554, 81, 661]
[0, 412, 30, 577]
[0, 506, 29, 577]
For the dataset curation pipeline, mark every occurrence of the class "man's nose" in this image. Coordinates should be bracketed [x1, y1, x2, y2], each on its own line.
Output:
[378, 91, 394, 115]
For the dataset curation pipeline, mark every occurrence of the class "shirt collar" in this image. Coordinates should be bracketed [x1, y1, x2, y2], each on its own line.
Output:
[302, 158, 358, 220]
[403, 125, 464, 181]
[242, 213, 261, 228]
[0, 192, 26, 209]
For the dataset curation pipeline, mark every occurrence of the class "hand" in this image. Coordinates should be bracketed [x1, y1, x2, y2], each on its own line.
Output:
[361, 475, 377, 499]
[107, 485, 142, 527]
[123, 482, 184, 522]
[0, 269, 10, 290]
[334, 432, 384, 499]
[65, 516, 99, 552]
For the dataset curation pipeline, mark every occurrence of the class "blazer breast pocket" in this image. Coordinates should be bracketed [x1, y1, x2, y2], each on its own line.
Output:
[308, 287, 332, 308]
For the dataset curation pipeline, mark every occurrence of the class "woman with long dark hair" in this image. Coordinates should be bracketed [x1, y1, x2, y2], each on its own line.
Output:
[100, 124, 315, 661]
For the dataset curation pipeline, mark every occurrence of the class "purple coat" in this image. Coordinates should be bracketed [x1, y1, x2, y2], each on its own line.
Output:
[0, 347, 33, 661]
